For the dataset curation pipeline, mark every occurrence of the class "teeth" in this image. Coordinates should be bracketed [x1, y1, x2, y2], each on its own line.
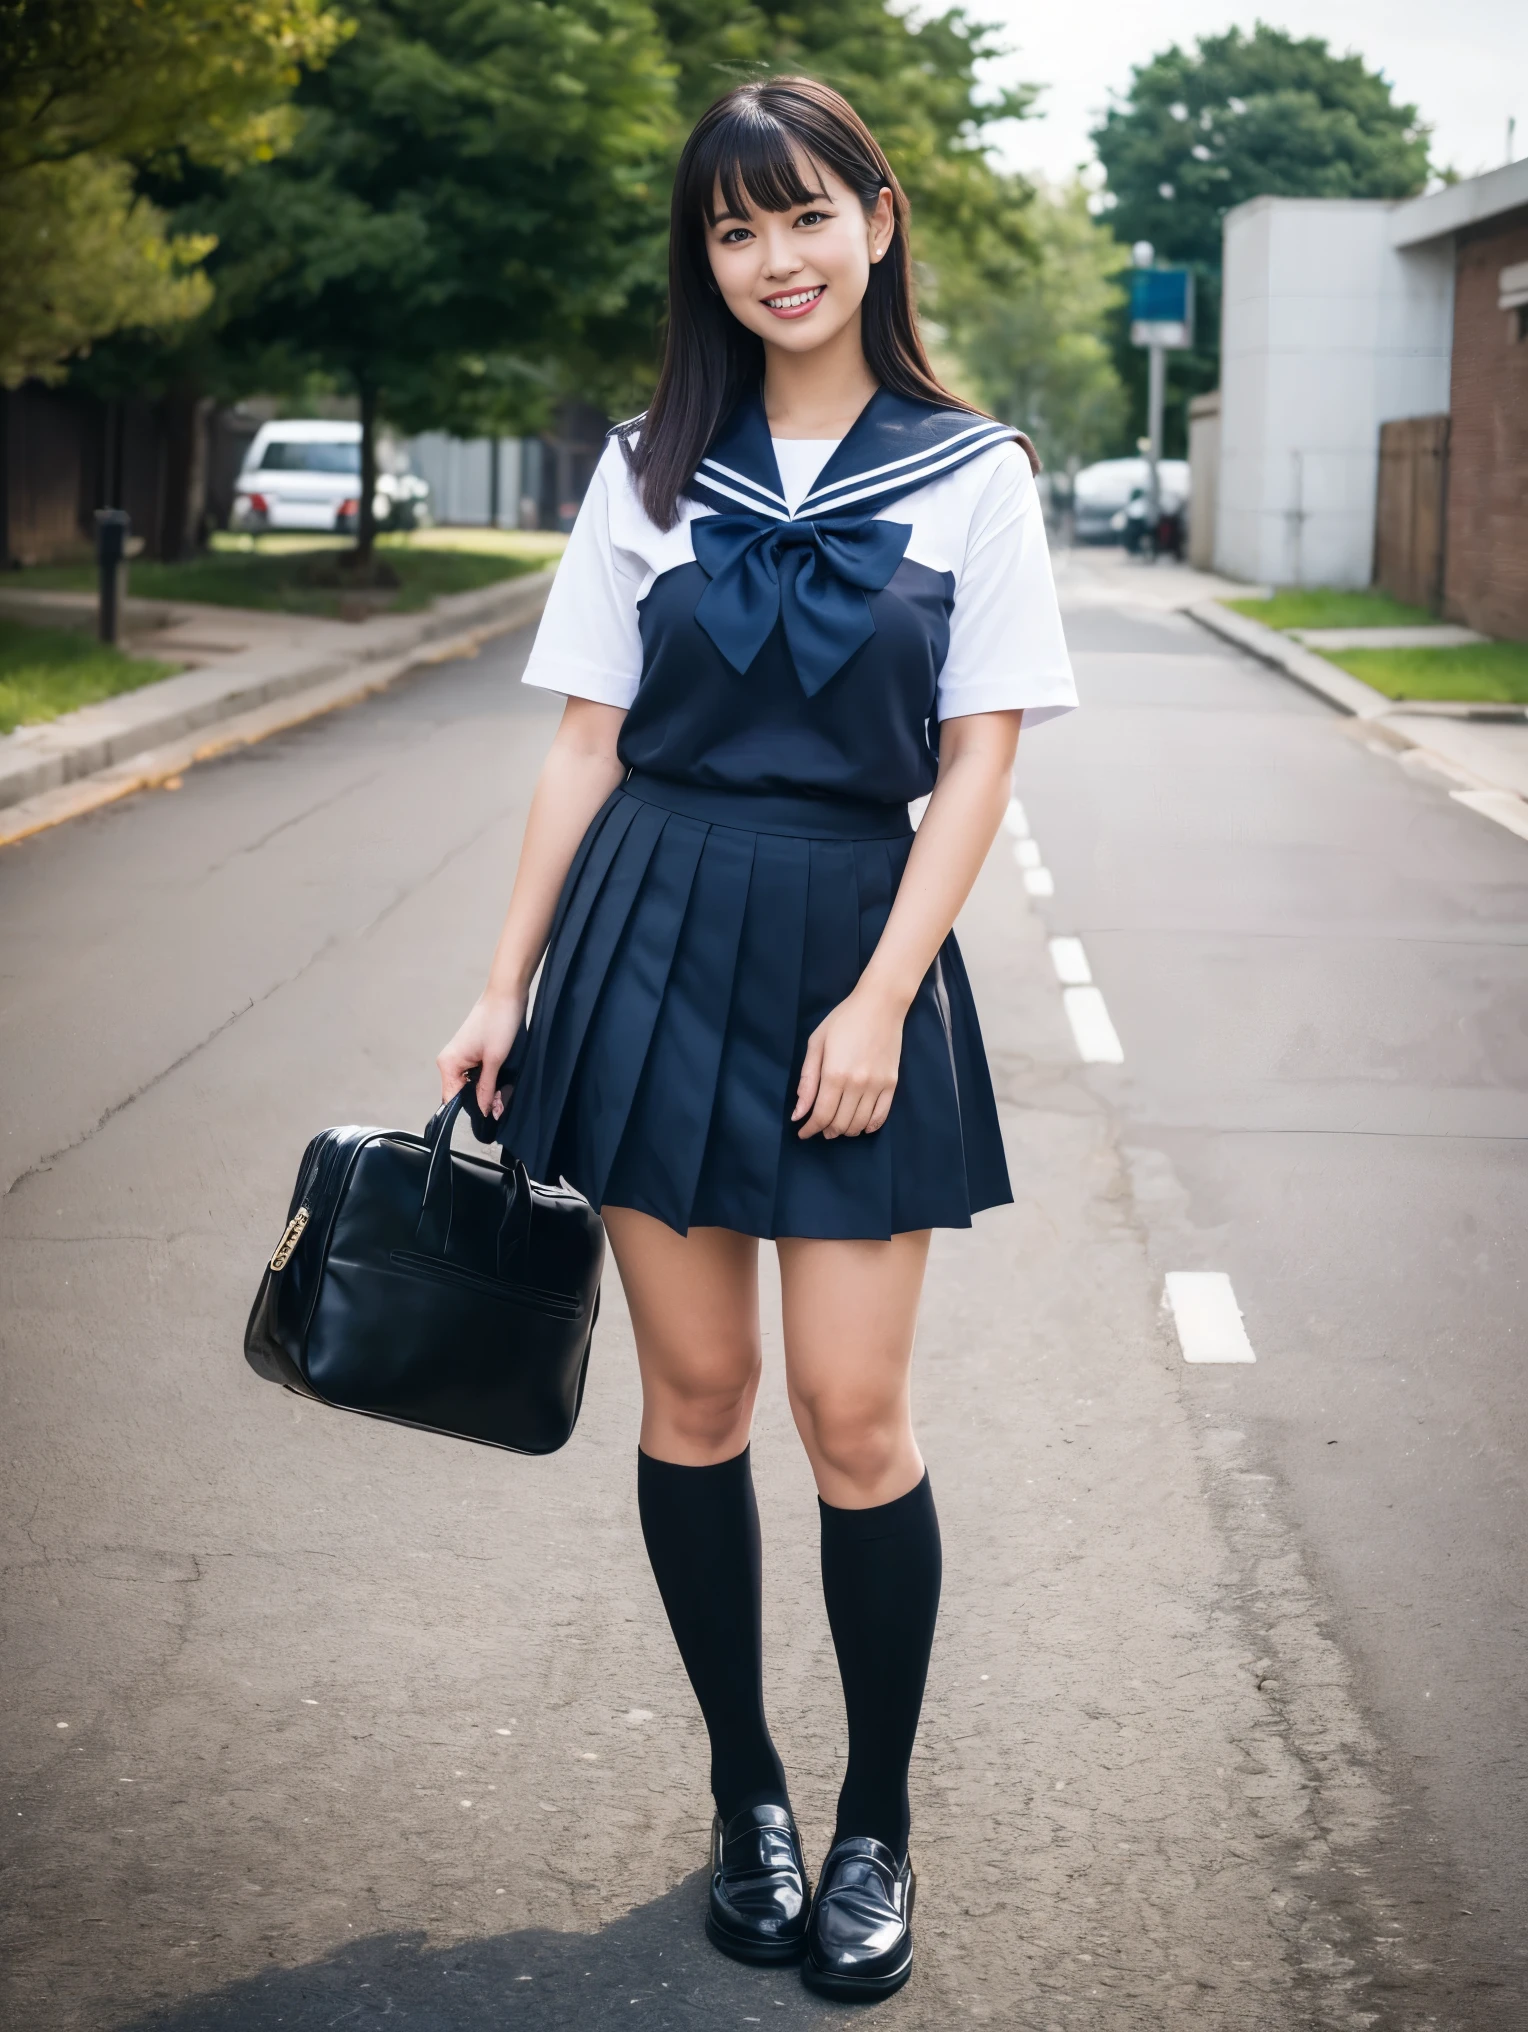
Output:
[766, 287, 823, 309]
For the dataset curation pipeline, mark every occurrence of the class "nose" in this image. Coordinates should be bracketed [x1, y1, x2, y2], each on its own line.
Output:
[758, 219, 803, 280]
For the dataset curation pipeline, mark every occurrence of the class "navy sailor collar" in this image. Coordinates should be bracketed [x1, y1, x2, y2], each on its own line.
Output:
[679, 389, 1019, 697]
[687, 386, 1018, 526]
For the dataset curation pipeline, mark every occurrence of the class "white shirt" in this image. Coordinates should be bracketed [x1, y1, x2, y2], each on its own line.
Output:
[523, 430, 1077, 727]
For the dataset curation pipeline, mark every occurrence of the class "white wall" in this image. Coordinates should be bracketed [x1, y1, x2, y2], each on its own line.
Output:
[402, 434, 526, 526]
[1215, 197, 1453, 587]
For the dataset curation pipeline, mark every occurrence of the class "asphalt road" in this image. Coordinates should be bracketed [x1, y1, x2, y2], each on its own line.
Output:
[1, 562, 1523, 2030]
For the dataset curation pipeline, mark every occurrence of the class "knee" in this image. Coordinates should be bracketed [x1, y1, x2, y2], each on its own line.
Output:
[646, 1344, 760, 1453]
[791, 1382, 906, 1496]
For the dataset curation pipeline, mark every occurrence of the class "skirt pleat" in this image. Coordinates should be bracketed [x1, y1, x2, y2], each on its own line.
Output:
[500, 778, 1013, 1239]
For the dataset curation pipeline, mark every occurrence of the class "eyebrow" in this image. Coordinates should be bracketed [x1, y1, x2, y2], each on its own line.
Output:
[711, 190, 832, 228]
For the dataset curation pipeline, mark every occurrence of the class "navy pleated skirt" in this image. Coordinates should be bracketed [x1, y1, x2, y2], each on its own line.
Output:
[500, 771, 1012, 1240]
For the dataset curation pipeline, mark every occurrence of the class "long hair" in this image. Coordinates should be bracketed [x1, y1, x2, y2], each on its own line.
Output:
[626, 77, 981, 530]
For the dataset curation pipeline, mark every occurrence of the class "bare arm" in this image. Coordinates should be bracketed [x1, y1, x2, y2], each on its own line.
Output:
[793, 710, 1021, 1140]
[437, 697, 627, 1115]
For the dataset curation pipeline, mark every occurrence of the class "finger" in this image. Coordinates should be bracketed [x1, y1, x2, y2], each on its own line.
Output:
[797, 1072, 845, 1140]
[837, 1087, 881, 1139]
[437, 1051, 464, 1104]
[476, 1060, 501, 1118]
[825, 1083, 871, 1140]
[792, 1033, 825, 1122]
[866, 1082, 896, 1134]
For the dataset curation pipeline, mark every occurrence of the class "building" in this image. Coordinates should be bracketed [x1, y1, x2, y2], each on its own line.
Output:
[1212, 158, 1528, 638]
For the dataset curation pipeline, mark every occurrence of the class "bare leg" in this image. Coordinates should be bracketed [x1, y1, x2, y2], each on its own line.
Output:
[778, 1231, 931, 1508]
[603, 1206, 761, 1463]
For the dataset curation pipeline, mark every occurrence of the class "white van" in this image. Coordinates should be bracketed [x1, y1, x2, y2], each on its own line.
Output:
[231, 421, 430, 534]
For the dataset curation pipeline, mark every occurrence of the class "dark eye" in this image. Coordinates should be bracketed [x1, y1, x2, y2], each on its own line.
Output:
[720, 226, 753, 244]
[796, 210, 827, 227]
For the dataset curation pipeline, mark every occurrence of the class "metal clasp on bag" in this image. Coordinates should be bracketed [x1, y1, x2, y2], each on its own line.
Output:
[270, 1205, 310, 1272]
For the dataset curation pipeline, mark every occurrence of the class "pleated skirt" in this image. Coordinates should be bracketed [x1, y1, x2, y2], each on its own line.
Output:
[500, 770, 1012, 1240]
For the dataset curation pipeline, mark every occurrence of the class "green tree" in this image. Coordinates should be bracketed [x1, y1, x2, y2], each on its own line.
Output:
[946, 181, 1128, 472]
[181, 0, 677, 562]
[0, 0, 345, 383]
[1091, 24, 1431, 449]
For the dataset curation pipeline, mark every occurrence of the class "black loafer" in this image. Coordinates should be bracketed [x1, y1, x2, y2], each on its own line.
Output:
[802, 1835, 915, 1999]
[705, 1803, 810, 1965]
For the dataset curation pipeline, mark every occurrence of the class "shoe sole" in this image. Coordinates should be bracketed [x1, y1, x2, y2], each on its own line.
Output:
[800, 1940, 913, 1999]
[705, 1913, 807, 1966]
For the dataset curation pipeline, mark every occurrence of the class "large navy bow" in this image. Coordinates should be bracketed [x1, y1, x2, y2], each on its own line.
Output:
[691, 511, 912, 697]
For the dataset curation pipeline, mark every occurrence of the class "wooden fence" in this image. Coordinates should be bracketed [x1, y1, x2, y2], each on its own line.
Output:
[1374, 414, 1449, 613]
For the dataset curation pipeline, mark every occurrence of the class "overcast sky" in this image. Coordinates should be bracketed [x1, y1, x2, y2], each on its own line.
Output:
[976, 0, 1526, 188]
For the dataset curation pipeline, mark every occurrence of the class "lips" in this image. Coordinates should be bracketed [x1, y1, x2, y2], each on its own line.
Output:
[762, 284, 825, 319]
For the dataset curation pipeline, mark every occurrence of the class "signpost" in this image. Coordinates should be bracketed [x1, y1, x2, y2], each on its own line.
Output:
[1128, 251, 1194, 537]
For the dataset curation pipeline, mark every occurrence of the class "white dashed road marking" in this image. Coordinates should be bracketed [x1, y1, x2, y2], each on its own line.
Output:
[1048, 936, 1091, 985]
[1164, 1272, 1257, 1363]
[1063, 985, 1123, 1063]
[1003, 797, 1029, 838]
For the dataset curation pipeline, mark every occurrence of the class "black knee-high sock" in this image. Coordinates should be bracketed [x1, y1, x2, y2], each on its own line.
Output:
[820, 1471, 942, 1862]
[637, 1446, 790, 1823]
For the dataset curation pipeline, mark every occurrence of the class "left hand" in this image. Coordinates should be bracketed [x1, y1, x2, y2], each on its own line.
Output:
[792, 983, 907, 1140]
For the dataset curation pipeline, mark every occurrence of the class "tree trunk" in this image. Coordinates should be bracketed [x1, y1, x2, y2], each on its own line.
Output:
[357, 377, 378, 567]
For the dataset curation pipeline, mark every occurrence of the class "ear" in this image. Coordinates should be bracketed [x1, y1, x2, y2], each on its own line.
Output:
[868, 186, 894, 263]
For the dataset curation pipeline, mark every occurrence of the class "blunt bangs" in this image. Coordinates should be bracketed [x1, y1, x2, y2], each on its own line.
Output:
[698, 111, 832, 228]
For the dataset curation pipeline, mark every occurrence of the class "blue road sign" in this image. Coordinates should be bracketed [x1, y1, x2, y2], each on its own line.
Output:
[1130, 268, 1194, 349]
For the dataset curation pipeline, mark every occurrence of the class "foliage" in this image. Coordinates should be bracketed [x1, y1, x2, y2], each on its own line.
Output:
[0, 0, 345, 383]
[0, 157, 213, 386]
[944, 181, 1128, 472]
[0, 0, 349, 176]
[171, 0, 678, 552]
[1091, 25, 1431, 450]
[0, 617, 178, 734]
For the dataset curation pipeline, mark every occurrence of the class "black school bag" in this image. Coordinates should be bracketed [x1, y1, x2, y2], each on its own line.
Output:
[244, 1084, 604, 1453]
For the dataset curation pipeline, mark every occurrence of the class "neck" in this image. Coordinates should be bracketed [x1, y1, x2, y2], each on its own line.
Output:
[762, 310, 878, 440]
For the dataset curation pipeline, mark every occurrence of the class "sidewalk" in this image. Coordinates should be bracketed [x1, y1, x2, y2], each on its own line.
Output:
[0, 569, 555, 847]
[1052, 547, 1528, 842]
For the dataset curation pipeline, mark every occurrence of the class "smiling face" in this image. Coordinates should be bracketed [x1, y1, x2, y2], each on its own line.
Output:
[704, 154, 894, 361]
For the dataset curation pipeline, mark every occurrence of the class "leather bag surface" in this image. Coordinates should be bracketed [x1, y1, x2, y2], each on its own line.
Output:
[244, 1087, 605, 1453]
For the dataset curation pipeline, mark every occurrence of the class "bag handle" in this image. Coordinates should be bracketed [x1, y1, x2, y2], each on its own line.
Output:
[417, 1083, 533, 1274]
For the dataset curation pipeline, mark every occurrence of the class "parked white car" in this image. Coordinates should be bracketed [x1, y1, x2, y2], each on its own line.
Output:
[1073, 456, 1189, 543]
[231, 421, 430, 534]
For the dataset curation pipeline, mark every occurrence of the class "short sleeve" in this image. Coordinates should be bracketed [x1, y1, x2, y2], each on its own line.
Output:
[521, 439, 643, 708]
[936, 444, 1077, 727]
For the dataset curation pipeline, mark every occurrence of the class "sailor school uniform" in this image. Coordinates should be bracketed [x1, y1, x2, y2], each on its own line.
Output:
[501, 388, 1077, 1240]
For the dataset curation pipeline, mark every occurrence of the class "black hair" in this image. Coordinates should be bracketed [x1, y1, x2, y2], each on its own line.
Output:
[624, 76, 1029, 529]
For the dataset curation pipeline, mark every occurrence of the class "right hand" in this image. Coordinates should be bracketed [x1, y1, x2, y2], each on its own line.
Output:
[436, 988, 526, 1120]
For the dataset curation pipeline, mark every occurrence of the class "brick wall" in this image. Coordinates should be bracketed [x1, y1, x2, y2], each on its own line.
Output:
[1442, 206, 1528, 640]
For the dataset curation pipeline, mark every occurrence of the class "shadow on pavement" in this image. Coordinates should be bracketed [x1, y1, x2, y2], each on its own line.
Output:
[116, 1871, 848, 2029]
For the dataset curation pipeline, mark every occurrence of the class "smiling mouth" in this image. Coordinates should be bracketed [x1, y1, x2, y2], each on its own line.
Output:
[762, 285, 825, 317]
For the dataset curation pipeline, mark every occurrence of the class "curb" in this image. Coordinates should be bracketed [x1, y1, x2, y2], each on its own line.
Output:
[1187, 601, 1395, 719]
[0, 568, 554, 849]
[1188, 599, 1528, 842]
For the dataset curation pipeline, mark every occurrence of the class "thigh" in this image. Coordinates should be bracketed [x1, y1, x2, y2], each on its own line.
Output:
[603, 1205, 762, 1462]
[777, 1231, 932, 1506]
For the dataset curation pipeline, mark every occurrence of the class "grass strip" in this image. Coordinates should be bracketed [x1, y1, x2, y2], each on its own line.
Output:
[0, 620, 180, 735]
[1226, 588, 1435, 631]
[10, 529, 561, 620]
[1325, 642, 1528, 706]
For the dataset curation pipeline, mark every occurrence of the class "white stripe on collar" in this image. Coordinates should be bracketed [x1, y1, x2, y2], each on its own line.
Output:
[800, 420, 1012, 515]
[700, 457, 788, 512]
[800, 426, 1016, 517]
[691, 470, 789, 520]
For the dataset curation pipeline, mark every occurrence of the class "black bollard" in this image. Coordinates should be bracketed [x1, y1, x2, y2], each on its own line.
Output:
[95, 508, 130, 646]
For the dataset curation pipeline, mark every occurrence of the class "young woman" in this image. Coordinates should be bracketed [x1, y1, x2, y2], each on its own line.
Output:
[438, 76, 1074, 2000]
